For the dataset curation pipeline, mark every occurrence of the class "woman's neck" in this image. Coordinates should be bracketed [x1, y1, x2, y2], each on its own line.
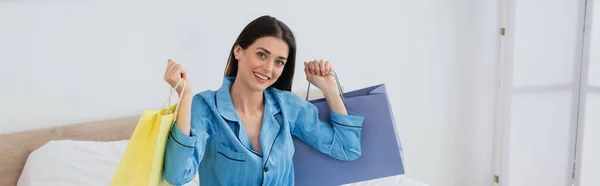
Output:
[230, 80, 264, 115]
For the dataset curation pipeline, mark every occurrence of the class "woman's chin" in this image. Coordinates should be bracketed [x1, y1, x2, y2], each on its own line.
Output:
[247, 81, 269, 91]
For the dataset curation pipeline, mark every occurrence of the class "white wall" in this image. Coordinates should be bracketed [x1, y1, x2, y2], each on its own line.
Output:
[0, 1, 498, 186]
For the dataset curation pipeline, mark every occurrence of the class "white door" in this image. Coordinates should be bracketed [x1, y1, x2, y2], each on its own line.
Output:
[496, 0, 586, 186]
[575, 1, 600, 186]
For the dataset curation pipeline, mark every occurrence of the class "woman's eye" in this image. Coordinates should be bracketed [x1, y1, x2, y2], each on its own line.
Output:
[257, 52, 266, 58]
[277, 61, 285, 65]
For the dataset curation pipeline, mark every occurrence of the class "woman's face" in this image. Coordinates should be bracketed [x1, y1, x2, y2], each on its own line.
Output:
[234, 36, 289, 91]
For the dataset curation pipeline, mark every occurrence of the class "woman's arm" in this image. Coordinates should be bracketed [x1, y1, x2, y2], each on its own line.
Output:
[162, 59, 211, 185]
[286, 91, 364, 161]
[163, 93, 214, 185]
[322, 86, 348, 115]
[173, 83, 193, 135]
[164, 59, 193, 135]
[303, 59, 348, 115]
[286, 60, 364, 161]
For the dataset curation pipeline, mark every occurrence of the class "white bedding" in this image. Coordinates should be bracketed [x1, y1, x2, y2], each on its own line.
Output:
[343, 175, 429, 186]
[17, 140, 199, 186]
[17, 140, 425, 186]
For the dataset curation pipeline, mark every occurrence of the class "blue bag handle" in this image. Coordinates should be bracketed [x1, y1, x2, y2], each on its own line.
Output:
[305, 71, 347, 109]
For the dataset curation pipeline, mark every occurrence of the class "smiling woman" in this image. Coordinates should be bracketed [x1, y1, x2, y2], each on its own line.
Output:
[161, 15, 365, 185]
[231, 37, 290, 92]
[224, 16, 296, 92]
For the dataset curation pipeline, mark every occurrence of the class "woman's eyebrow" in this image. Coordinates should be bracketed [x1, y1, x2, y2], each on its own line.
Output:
[257, 47, 271, 54]
[258, 47, 287, 60]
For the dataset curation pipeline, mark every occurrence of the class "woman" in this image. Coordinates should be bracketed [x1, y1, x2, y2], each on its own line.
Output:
[162, 15, 364, 186]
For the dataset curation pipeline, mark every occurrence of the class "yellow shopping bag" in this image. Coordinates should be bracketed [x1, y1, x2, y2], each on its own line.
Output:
[111, 80, 186, 186]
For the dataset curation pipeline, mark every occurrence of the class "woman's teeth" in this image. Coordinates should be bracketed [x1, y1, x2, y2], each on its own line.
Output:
[254, 72, 269, 80]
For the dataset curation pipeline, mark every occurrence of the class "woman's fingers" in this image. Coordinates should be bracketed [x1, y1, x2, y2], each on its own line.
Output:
[165, 59, 186, 85]
[169, 60, 181, 75]
[313, 61, 321, 76]
[181, 68, 188, 80]
[320, 60, 327, 76]
[304, 60, 334, 76]
[304, 61, 310, 75]
[165, 60, 174, 80]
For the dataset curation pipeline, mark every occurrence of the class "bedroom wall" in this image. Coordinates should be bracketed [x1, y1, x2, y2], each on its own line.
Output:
[0, 0, 498, 186]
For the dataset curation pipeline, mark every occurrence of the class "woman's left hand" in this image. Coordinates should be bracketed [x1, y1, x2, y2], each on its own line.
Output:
[304, 60, 338, 94]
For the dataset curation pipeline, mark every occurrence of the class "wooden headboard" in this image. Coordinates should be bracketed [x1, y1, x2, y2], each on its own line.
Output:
[0, 90, 323, 186]
[0, 115, 140, 186]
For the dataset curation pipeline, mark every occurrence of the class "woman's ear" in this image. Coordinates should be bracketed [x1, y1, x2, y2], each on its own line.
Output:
[234, 45, 243, 60]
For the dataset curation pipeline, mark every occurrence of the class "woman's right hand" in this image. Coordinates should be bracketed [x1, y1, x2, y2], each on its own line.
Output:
[164, 59, 194, 136]
[164, 59, 191, 95]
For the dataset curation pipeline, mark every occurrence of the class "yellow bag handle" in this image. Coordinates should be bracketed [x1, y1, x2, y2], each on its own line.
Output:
[162, 78, 187, 117]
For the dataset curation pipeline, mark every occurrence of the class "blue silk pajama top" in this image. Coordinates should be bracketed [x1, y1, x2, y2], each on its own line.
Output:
[163, 76, 365, 185]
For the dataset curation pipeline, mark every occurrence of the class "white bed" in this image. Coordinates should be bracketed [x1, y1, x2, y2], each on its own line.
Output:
[17, 140, 427, 186]
[2, 90, 427, 186]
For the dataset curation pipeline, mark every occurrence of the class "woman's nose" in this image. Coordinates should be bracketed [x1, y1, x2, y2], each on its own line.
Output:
[262, 60, 274, 72]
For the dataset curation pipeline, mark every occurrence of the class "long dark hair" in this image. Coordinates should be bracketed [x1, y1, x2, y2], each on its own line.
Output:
[224, 15, 296, 91]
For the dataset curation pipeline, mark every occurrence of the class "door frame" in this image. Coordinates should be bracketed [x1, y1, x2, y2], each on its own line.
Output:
[492, 0, 590, 185]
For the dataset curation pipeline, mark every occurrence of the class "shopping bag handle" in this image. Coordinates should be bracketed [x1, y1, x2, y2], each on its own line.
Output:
[305, 71, 347, 108]
[162, 78, 187, 116]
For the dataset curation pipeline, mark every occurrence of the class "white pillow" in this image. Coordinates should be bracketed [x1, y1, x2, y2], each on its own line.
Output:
[17, 140, 199, 186]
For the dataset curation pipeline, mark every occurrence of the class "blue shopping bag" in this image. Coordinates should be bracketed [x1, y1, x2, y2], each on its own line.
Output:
[293, 73, 405, 186]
